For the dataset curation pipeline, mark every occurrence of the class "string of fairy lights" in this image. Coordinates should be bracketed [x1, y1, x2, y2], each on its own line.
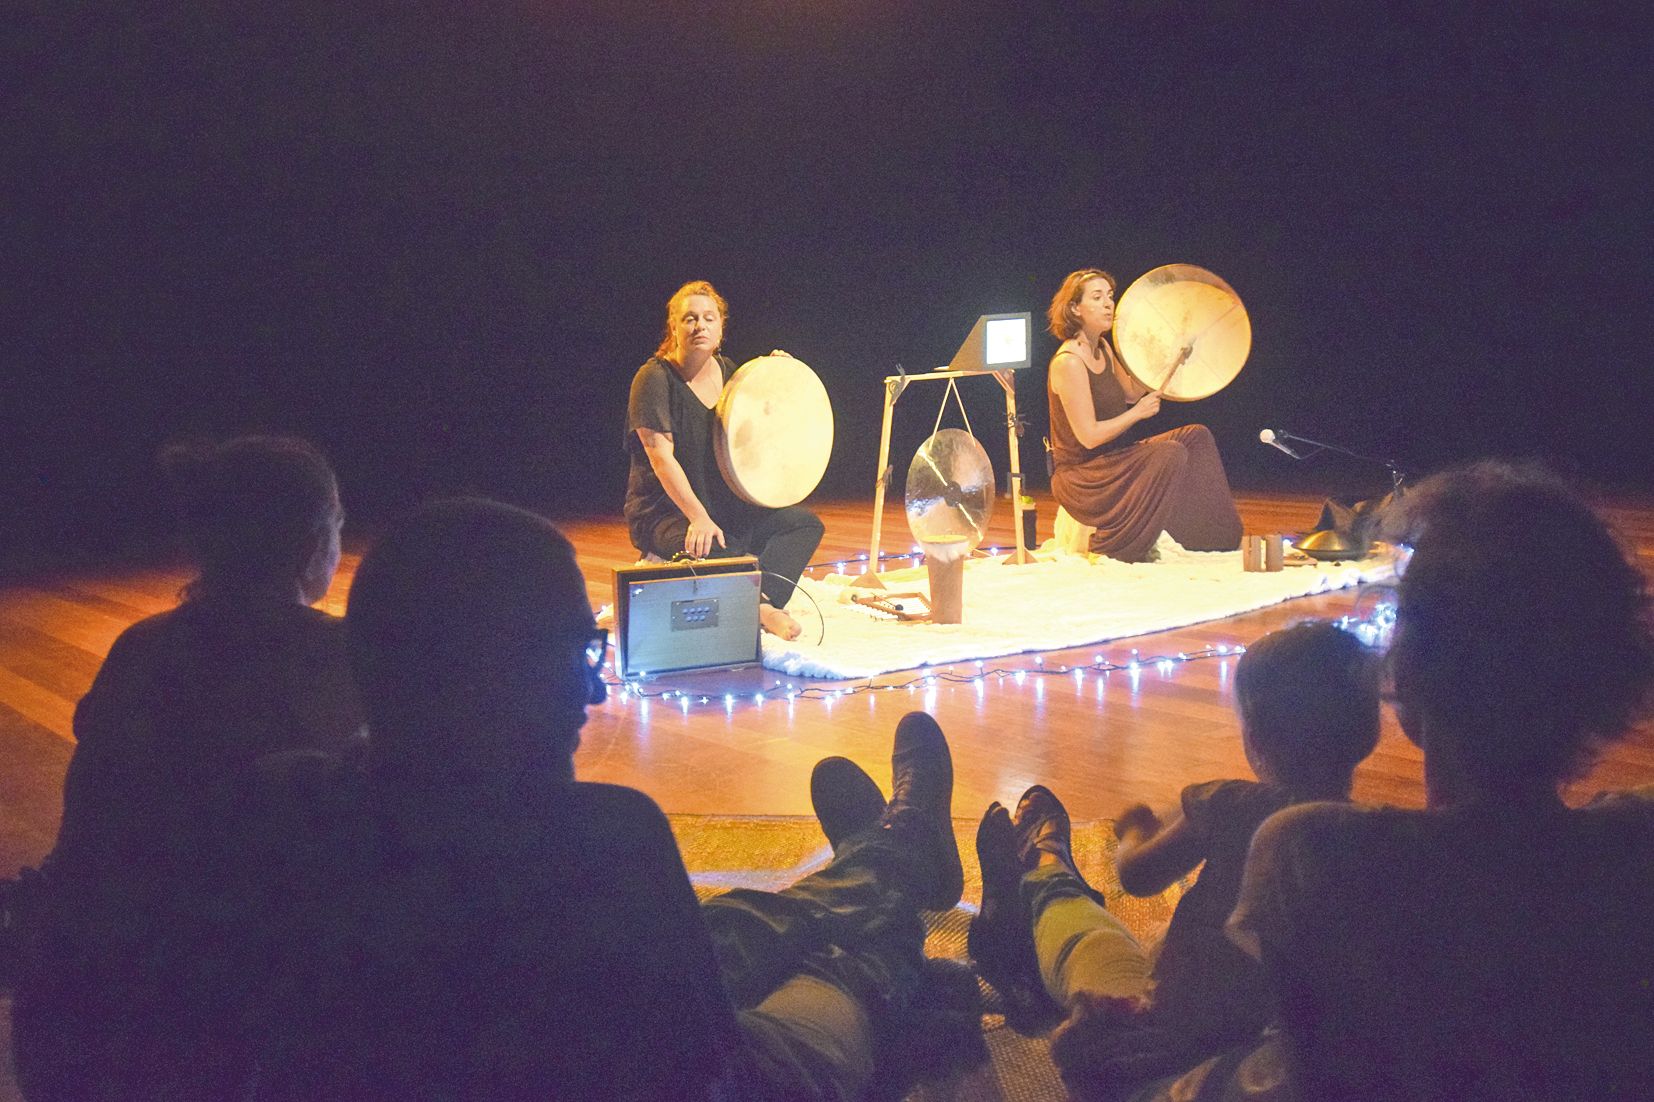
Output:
[607, 644, 1235, 714]
[597, 599, 1398, 715]
[597, 536, 1400, 714]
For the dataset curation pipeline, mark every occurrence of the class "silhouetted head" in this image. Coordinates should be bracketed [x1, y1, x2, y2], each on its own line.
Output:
[1235, 620, 1381, 798]
[1388, 461, 1653, 794]
[160, 435, 342, 604]
[346, 498, 602, 781]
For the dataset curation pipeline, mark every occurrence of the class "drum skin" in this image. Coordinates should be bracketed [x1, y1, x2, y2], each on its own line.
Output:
[715, 355, 834, 508]
[1112, 264, 1251, 401]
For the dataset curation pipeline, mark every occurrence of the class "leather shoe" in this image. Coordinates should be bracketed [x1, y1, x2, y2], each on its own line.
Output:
[810, 756, 887, 852]
[885, 711, 963, 911]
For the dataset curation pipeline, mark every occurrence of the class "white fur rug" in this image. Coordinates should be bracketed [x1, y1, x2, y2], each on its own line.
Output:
[761, 535, 1396, 680]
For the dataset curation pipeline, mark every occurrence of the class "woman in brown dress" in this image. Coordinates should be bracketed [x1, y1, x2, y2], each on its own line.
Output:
[1046, 268, 1243, 562]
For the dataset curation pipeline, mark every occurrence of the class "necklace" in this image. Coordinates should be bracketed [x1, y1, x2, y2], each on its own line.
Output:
[1072, 337, 1109, 372]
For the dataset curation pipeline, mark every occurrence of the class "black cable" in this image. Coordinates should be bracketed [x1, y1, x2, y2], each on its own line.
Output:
[759, 569, 826, 648]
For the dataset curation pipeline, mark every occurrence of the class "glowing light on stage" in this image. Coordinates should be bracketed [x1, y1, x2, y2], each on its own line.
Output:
[598, 611, 1386, 713]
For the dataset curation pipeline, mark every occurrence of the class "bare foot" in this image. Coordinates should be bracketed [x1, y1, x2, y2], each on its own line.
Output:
[759, 604, 802, 640]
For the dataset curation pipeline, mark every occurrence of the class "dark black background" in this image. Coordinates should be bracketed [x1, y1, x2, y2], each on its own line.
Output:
[7, 1, 1651, 561]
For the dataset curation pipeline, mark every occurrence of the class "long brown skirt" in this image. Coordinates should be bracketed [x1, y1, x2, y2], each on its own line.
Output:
[1052, 424, 1243, 563]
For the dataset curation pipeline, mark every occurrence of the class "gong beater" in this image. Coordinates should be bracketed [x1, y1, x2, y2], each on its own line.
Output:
[1112, 264, 1251, 401]
[905, 428, 994, 624]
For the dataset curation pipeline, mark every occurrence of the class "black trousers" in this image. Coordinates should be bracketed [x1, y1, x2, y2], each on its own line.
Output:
[640, 505, 824, 608]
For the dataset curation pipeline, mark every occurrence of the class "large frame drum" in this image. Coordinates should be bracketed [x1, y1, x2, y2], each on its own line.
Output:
[1112, 264, 1251, 401]
[714, 355, 834, 508]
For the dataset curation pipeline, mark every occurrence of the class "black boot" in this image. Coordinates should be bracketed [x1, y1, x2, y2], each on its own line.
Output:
[883, 711, 963, 912]
[810, 756, 887, 852]
[969, 802, 1061, 1031]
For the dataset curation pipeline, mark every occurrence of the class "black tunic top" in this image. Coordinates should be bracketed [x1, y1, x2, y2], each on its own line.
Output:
[623, 354, 739, 551]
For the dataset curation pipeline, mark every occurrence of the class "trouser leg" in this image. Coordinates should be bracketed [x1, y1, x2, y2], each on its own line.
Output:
[736, 974, 876, 1102]
[641, 513, 691, 559]
[1024, 864, 1152, 1006]
[699, 819, 928, 1009]
[739, 505, 824, 607]
[699, 820, 930, 1097]
[641, 507, 823, 608]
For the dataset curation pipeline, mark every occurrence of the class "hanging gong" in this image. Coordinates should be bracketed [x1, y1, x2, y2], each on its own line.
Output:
[1112, 264, 1251, 401]
[905, 428, 994, 555]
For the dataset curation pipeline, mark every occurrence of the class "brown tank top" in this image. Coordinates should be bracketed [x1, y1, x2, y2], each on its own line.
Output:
[1048, 344, 1132, 465]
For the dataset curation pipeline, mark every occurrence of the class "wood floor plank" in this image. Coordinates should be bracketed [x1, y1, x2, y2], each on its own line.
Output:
[0, 667, 76, 743]
[0, 705, 72, 876]
[0, 589, 132, 657]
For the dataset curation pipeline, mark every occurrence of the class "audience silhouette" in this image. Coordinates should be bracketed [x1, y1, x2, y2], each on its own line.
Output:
[970, 620, 1381, 1090]
[12, 435, 362, 1100]
[9, 454, 1651, 1102]
[1226, 462, 1654, 1101]
[245, 497, 969, 1101]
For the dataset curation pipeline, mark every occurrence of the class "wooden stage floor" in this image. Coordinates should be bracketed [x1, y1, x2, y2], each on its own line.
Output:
[3, 490, 1652, 878]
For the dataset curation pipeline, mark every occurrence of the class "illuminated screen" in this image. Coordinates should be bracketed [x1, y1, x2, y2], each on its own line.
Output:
[985, 317, 1028, 366]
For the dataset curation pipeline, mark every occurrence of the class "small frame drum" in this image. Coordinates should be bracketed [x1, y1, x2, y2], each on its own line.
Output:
[714, 355, 834, 508]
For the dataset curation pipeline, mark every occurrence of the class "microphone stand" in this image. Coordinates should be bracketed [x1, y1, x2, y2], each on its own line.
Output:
[1271, 431, 1408, 495]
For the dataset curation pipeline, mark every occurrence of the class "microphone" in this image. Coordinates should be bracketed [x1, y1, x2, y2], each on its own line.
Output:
[1258, 429, 1305, 460]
